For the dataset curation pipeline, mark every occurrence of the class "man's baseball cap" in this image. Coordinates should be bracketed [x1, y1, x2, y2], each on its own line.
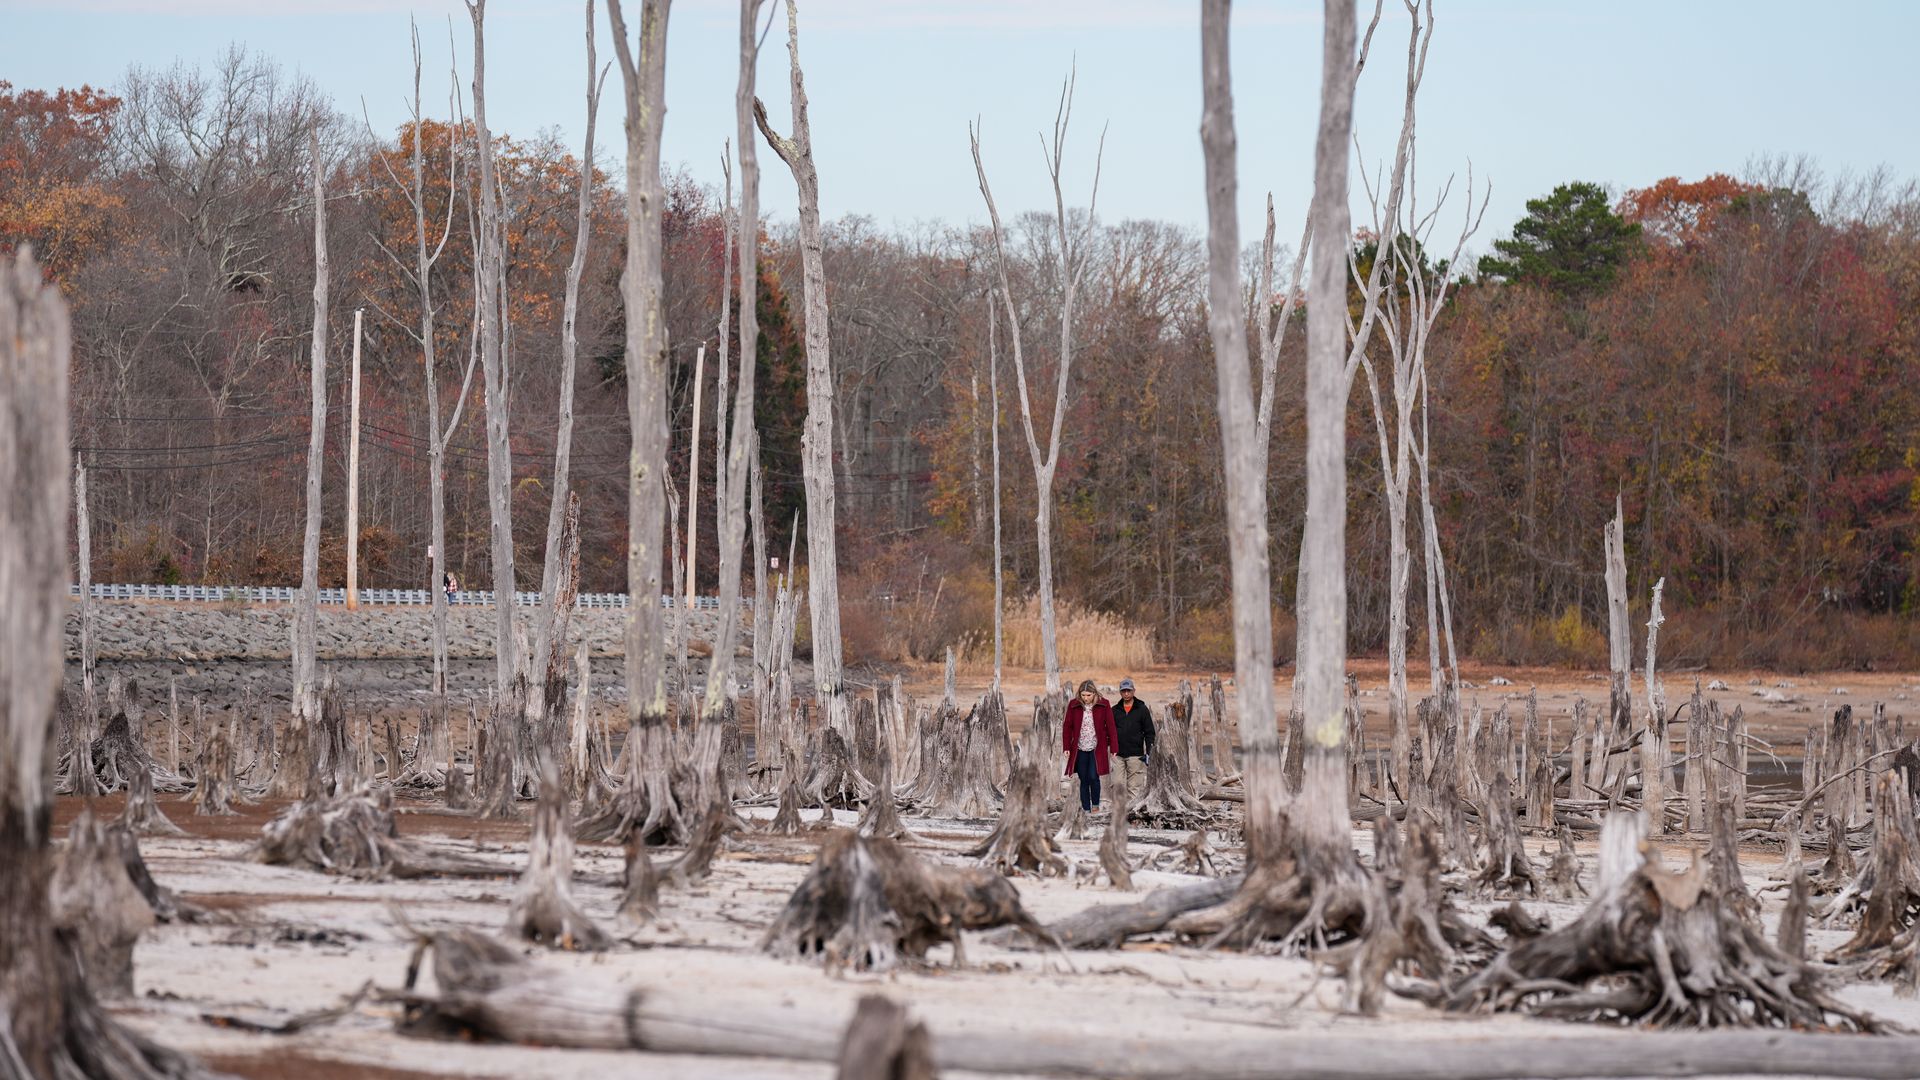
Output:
[1119, 678, 1135, 691]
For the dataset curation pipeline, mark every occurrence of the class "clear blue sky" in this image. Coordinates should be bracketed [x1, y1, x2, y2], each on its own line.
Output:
[4, 0, 1916, 254]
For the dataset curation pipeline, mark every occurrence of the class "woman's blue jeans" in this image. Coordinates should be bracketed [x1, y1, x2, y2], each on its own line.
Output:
[1073, 750, 1101, 812]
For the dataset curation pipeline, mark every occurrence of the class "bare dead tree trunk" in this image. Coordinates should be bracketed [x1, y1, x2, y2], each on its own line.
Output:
[531, 1, 608, 790]
[75, 461, 96, 730]
[988, 300, 1005, 690]
[969, 73, 1103, 693]
[467, 0, 523, 812]
[1198, 0, 1281, 861]
[1604, 494, 1632, 758]
[284, 130, 330, 799]
[4, 248, 219, 1078]
[1640, 576, 1667, 830]
[593, 0, 683, 846]
[754, 0, 848, 736]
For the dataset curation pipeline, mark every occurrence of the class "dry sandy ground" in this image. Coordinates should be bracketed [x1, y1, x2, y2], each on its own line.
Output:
[63, 784, 1920, 1080]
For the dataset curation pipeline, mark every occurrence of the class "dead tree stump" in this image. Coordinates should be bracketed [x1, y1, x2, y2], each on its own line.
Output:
[506, 761, 609, 951]
[1475, 772, 1541, 897]
[1099, 767, 1134, 890]
[969, 759, 1065, 877]
[50, 811, 157, 999]
[763, 831, 1049, 972]
[194, 718, 237, 816]
[1430, 813, 1881, 1030]
[911, 693, 1004, 819]
[619, 830, 660, 927]
[254, 784, 496, 879]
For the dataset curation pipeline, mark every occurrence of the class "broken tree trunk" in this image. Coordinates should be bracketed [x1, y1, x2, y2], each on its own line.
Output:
[1099, 766, 1134, 890]
[49, 810, 156, 999]
[970, 758, 1065, 877]
[835, 995, 937, 1080]
[506, 760, 610, 951]
[912, 693, 1004, 819]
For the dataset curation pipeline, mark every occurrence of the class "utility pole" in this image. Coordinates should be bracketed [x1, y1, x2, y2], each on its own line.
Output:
[346, 306, 363, 610]
[685, 342, 705, 608]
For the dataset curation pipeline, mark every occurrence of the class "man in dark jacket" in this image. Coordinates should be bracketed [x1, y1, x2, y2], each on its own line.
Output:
[1112, 677, 1154, 790]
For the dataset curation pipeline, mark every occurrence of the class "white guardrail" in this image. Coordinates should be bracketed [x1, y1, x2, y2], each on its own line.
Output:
[68, 583, 731, 610]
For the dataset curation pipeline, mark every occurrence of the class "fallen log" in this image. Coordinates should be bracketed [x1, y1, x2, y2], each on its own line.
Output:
[386, 930, 1920, 1079]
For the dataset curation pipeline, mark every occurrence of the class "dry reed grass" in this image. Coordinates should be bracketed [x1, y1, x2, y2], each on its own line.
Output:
[960, 595, 1155, 675]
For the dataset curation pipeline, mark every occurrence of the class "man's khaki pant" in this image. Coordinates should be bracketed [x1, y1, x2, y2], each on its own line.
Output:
[1118, 755, 1147, 791]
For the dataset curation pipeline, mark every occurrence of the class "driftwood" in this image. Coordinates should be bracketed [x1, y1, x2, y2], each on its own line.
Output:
[505, 761, 608, 951]
[1424, 813, 1882, 1030]
[970, 759, 1065, 877]
[762, 831, 1049, 971]
[1032, 876, 1242, 950]
[254, 784, 498, 879]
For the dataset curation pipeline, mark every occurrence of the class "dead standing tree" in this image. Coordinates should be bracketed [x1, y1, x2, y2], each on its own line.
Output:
[281, 129, 330, 800]
[466, 0, 525, 815]
[701, 0, 769, 767]
[584, 0, 684, 847]
[969, 70, 1104, 694]
[2, 248, 217, 1077]
[529, 1, 610, 787]
[753, 0, 852, 743]
[1181, 2, 1413, 996]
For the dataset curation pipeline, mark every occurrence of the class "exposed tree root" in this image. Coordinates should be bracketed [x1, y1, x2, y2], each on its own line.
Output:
[970, 759, 1065, 877]
[1421, 813, 1883, 1030]
[505, 762, 609, 951]
[763, 831, 1051, 972]
[119, 760, 187, 837]
[1131, 700, 1211, 829]
[667, 800, 741, 888]
[253, 784, 498, 879]
[577, 718, 686, 846]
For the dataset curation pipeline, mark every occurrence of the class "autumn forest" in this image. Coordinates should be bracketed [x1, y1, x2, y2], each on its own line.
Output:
[4, 48, 1917, 673]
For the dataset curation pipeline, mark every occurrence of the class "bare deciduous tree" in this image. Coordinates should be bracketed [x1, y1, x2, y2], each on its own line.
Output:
[754, 0, 850, 736]
[969, 72, 1104, 693]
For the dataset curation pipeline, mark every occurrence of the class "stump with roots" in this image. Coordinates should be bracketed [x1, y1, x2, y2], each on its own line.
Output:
[970, 759, 1066, 877]
[1174, 828, 1224, 877]
[505, 762, 609, 951]
[855, 718, 910, 840]
[82, 697, 155, 794]
[767, 746, 808, 835]
[1130, 741, 1211, 829]
[1474, 772, 1541, 898]
[254, 784, 496, 879]
[578, 719, 686, 846]
[119, 759, 185, 837]
[1425, 813, 1883, 1030]
[804, 727, 871, 811]
[1830, 773, 1920, 990]
[763, 831, 1051, 972]
[1816, 813, 1858, 888]
[194, 717, 237, 816]
[911, 693, 1005, 820]
[50, 811, 158, 999]
[667, 798, 741, 888]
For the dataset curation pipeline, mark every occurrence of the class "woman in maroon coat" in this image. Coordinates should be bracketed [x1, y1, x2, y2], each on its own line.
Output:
[1062, 678, 1117, 813]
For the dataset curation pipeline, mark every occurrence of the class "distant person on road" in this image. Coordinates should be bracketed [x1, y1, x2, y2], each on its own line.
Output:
[1112, 677, 1154, 790]
[1062, 678, 1116, 815]
[443, 571, 458, 603]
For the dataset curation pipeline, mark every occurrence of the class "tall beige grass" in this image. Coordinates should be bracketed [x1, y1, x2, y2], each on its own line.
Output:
[961, 595, 1155, 674]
